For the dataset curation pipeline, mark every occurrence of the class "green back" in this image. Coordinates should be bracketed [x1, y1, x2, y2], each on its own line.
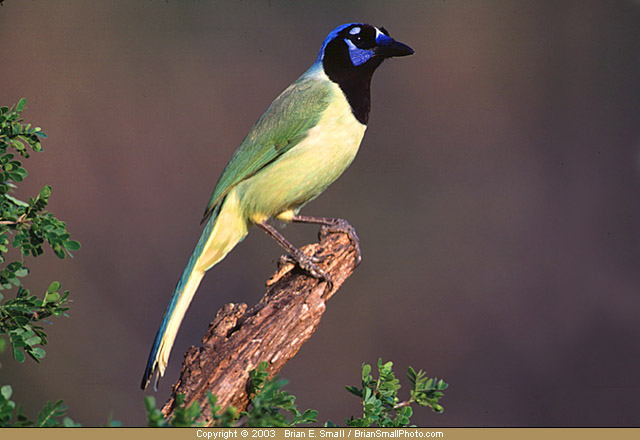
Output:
[201, 73, 332, 222]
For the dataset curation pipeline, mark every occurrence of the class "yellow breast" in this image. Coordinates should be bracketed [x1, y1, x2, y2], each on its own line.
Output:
[237, 78, 367, 224]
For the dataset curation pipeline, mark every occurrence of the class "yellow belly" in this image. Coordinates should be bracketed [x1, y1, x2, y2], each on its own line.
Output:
[234, 81, 367, 224]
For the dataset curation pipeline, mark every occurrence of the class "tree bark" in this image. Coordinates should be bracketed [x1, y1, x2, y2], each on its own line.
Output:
[161, 228, 359, 425]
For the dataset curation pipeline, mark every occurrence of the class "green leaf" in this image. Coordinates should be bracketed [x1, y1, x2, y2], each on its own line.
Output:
[362, 363, 371, 380]
[47, 281, 61, 293]
[31, 347, 46, 359]
[14, 267, 29, 278]
[16, 98, 27, 112]
[44, 291, 60, 305]
[64, 240, 81, 251]
[38, 185, 51, 199]
[24, 336, 41, 346]
[345, 386, 362, 397]
[1, 385, 12, 400]
[9, 167, 28, 181]
[62, 417, 80, 427]
[144, 396, 156, 412]
[13, 348, 25, 363]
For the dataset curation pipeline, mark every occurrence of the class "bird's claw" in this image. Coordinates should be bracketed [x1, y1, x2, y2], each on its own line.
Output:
[319, 219, 362, 266]
[280, 250, 333, 290]
[279, 253, 324, 266]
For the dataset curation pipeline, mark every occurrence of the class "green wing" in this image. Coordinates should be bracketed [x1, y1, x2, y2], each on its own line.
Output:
[201, 74, 333, 223]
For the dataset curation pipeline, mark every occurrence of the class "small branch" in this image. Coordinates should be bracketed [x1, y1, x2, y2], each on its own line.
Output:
[161, 229, 360, 425]
[0, 213, 27, 226]
[394, 400, 411, 409]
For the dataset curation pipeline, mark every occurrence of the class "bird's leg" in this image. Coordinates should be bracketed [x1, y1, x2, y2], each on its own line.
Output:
[290, 215, 362, 266]
[257, 221, 333, 289]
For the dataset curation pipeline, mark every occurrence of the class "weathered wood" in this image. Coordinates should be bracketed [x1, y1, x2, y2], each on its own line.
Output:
[161, 228, 359, 425]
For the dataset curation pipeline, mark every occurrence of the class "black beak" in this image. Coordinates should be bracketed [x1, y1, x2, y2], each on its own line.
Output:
[374, 37, 415, 58]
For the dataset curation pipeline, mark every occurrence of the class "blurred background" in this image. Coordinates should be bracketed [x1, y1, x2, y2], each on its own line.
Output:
[1, 0, 639, 427]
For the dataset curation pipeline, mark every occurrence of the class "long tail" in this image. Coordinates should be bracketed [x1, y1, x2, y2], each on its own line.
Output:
[141, 193, 248, 390]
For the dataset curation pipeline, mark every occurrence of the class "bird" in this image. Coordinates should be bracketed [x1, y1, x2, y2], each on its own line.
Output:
[141, 23, 414, 390]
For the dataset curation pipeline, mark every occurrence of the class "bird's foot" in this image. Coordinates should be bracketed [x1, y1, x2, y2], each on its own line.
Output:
[319, 218, 362, 266]
[279, 253, 324, 266]
[279, 250, 333, 290]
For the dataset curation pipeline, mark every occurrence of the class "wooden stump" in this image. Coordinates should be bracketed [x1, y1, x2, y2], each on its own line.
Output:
[161, 229, 359, 425]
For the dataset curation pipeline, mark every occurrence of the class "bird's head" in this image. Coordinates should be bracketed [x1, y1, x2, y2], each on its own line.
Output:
[317, 23, 414, 74]
[311, 23, 414, 124]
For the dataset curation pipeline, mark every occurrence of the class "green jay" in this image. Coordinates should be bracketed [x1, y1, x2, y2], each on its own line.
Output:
[141, 23, 414, 390]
